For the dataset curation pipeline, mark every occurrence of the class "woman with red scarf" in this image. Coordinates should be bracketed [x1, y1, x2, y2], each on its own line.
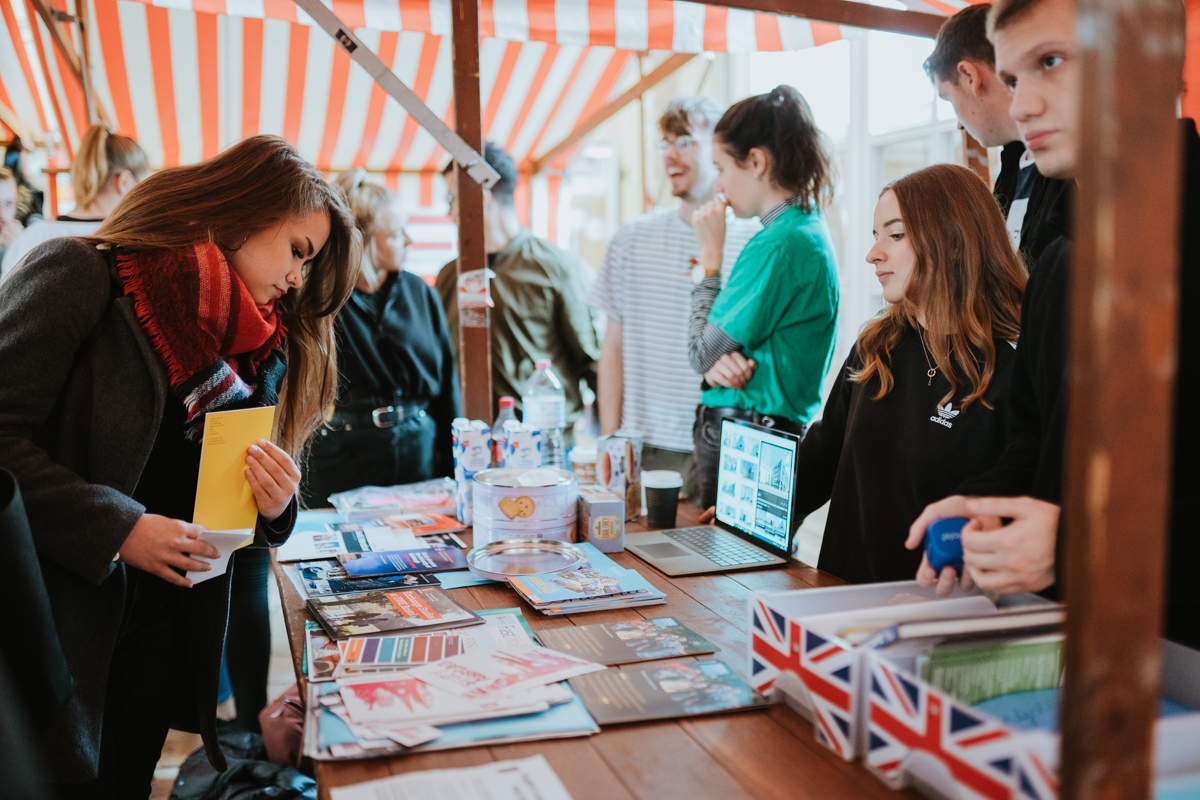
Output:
[0, 136, 360, 795]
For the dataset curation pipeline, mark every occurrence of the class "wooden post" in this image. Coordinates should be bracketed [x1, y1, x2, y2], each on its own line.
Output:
[961, 130, 989, 187]
[450, 0, 492, 424]
[1059, 0, 1186, 796]
[75, 0, 97, 124]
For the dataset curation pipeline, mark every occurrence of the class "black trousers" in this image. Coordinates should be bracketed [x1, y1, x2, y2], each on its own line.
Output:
[693, 405, 806, 510]
[301, 410, 437, 509]
[53, 569, 175, 800]
[225, 546, 272, 733]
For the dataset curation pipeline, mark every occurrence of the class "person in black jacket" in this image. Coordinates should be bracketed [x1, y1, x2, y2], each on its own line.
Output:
[908, 0, 1199, 650]
[0, 136, 360, 795]
[302, 170, 461, 508]
[701, 164, 1026, 583]
[924, 2, 1069, 269]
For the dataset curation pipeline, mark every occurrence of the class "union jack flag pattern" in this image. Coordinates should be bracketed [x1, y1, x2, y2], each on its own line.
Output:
[865, 655, 1061, 800]
[749, 595, 859, 759]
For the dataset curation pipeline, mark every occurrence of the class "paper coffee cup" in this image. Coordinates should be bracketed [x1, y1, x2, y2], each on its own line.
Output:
[642, 470, 683, 528]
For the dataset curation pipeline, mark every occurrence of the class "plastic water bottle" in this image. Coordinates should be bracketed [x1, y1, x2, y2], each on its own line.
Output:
[491, 397, 516, 467]
[574, 387, 599, 449]
[522, 359, 567, 468]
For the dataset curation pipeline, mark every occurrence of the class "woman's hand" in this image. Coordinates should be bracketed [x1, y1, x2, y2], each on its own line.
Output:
[699, 506, 717, 524]
[908, 494, 972, 595]
[118, 514, 221, 588]
[705, 352, 757, 389]
[246, 439, 301, 521]
[959, 496, 1059, 594]
[691, 198, 728, 273]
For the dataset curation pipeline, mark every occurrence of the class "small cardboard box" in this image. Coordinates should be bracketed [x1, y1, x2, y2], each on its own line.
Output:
[576, 485, 625, 553]
[863, 638, 1200, 799]
[596, 434, 642, 521]
[748, 581, 1015, 761]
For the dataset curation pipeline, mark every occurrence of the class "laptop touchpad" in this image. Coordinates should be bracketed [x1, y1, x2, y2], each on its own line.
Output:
[638, 543, 693, 559]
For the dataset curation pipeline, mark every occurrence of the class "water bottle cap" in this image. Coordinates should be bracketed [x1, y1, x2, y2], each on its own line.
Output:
[498, 397, 515, 408]
[535, 359, 551, 369]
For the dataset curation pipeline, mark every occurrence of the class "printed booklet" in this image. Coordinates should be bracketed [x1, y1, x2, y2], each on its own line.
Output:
[339, 547, 468, 577]
[275, 524, 428, 563]
[536, 618, 718, 665]
[284, 559, 440, 599]
[307, 586, 483, 639]
[333, 610, 536, 678]
[568, 659, 768, 725]
[379, 512, 466, 535]
[406, 644, 606, 704]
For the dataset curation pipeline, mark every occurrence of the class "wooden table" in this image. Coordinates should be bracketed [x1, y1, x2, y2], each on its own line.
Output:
[272, 502, 922, 800]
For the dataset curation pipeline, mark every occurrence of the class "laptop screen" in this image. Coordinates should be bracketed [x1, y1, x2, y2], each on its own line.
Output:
[714, 419, 800, 553]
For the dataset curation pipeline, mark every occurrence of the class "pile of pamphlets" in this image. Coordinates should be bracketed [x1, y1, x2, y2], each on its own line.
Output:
[507, 543, 666, 615]
[303, 626, 605, 760]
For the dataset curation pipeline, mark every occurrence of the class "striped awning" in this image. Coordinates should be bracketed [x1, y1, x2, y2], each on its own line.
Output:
[0, 0, 50, 142]
[5, 0, 881, 173]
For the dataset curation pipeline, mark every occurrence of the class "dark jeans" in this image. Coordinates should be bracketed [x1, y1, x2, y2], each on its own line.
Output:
[225, 546, 272, 733]
[693, 405, 806, 510]
[53, 569, 175, 800]
[301, 410, 437, 508]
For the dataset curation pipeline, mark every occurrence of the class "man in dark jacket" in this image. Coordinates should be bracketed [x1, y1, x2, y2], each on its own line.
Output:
[924, 2, 1069, 268]
[909, 0, 1199, 650]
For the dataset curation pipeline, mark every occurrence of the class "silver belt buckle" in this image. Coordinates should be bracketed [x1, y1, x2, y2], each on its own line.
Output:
[760, 415, 777, 428]
[371, 406, 399, 428]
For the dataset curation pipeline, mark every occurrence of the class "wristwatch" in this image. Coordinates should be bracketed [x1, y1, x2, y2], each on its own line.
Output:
[690, 259, 719, 285]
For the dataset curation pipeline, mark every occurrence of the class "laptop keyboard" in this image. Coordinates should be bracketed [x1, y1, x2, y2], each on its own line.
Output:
[664, 527, 772, 566]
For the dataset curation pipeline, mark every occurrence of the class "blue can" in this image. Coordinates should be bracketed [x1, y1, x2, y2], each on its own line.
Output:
[925, 516, 969, 572]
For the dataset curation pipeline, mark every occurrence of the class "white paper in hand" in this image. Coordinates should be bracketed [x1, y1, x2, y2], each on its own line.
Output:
[187, 529, 254, 584]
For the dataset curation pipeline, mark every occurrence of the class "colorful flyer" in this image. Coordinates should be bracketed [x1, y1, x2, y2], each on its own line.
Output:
[405, 644, 605, 703]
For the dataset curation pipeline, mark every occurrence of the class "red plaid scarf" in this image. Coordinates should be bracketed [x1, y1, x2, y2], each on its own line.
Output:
[119, 242, 287, 441]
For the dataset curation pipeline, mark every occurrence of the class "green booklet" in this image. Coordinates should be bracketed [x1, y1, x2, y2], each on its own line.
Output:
[917, 634, 1064, 706]
[568, 659, 767, 725]
[537, 618, 718, 665]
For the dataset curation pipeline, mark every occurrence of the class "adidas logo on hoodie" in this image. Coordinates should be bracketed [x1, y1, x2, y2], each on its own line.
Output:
[930, 402, 960, 429]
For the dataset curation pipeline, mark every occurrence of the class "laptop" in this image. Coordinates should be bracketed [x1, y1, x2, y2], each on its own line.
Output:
[626, 418, 800, 576]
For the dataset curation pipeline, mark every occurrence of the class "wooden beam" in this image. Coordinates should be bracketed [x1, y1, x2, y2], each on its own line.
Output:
[450, 0, 492, 423]
[26, 0, 110, 126]
[704, 0, 946, 38]
[961, 130, 989, 186]
[75, 0, 97, 124]
[0, 99, 37, 146]
[1059, 0, 1186, 797]
[530, 53, 694, 175]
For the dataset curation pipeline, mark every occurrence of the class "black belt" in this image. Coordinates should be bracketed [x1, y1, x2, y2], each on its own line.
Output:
[698, 404, 806, 439]
[329, 401, 429, 430]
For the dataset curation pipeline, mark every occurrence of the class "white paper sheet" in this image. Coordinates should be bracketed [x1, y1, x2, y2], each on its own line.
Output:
[329, 754, 575, 800]
[187, 529, 254, 584]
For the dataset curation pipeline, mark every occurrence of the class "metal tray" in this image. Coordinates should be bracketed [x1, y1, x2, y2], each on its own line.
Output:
[465, 538, 586, 582]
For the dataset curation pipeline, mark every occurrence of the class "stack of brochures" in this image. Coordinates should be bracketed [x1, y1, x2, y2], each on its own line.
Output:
[507, 543, 666, 615]
[327, 478, 459, 521]
[302, 616, 606, 760]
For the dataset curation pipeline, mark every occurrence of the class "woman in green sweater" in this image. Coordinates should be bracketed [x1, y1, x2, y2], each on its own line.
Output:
[688, 85, 839, 508]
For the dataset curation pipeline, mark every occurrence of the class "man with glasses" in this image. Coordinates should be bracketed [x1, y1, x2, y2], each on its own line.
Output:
[590, 97, 758, 502]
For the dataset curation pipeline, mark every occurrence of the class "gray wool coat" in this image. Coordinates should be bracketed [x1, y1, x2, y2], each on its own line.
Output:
[0, 237, 295, 781]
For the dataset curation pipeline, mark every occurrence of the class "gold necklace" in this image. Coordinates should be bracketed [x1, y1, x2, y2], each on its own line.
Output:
[917, 327, 937, 386]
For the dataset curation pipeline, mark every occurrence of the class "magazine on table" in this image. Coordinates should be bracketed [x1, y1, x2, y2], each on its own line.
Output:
[568, 658, 768, 725]
[327, 755, 575, 800]
[379, 512, 466, 535]
[335, 672, 550, 726]
[328, 478, 459, 521]
[275, 524, 428, 563]
[306, 627, 344, 682]
[338, 547, 469, 577]
[333, 610, 535, 678]
[306, 586, 483, 640]
[507, 544, 660, 607]
[406, 644, 606, 703]
[283, 559, 441, 599]
[536, 618, 719, 665]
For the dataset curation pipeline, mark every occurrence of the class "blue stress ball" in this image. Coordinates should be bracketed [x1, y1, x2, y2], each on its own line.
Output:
[925, 517, 969, 573]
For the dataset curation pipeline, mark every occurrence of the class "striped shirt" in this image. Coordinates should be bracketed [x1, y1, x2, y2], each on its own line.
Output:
[590, 208, 759, 452]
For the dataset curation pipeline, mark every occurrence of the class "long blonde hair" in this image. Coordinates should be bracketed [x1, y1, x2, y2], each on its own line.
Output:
[334, 168, 394, 291]
[92, 135, 361, 456]
[72, 125, 149, 209]
[852, 164, 1026, 410]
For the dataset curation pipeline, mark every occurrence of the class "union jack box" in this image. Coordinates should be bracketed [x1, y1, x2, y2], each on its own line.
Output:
[748, 581, 995, 761]
[863, 638, 1200, 799]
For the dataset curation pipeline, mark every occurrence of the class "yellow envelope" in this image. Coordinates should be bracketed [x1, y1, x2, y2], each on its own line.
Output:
[193, 406, 277, 534]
